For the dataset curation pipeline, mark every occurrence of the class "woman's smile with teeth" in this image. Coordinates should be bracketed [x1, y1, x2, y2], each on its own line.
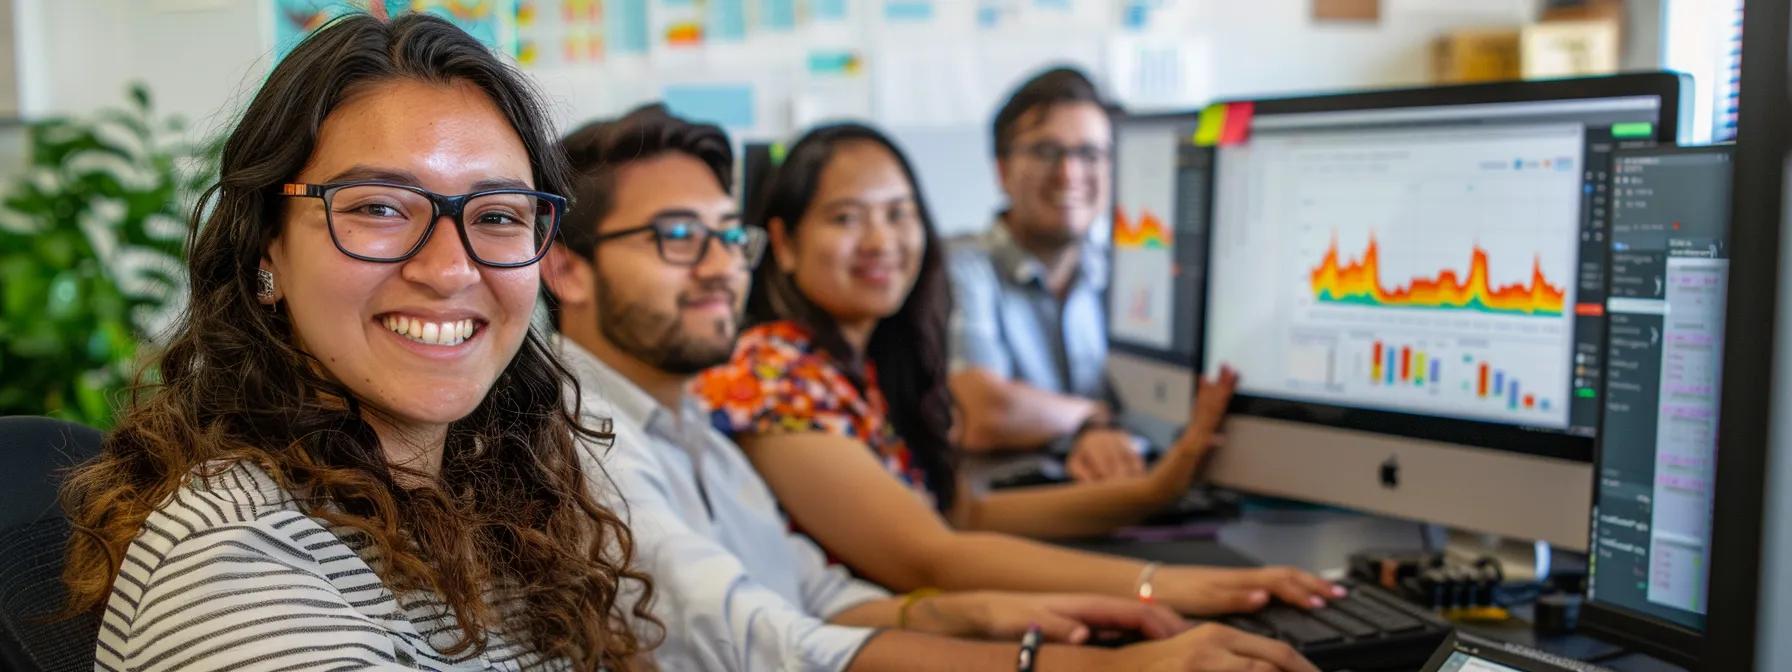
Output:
[381, 315, 478, 346]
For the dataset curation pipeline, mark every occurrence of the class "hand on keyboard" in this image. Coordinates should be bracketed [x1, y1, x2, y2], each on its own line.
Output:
[1159, 565, 1349, 615]
[1218, 579, 1453, 671]
[1113, 622, 1321, 672]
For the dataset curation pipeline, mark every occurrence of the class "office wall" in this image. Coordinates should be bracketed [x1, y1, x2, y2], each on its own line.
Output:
[11, 0, 1549, 234]
[0, 0, 18, 119]
[12, 0, 268, 136]
[0, 0, 24, 181]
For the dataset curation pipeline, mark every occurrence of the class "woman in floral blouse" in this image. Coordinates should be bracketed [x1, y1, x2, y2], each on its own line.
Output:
[692, 123, 1343, 618]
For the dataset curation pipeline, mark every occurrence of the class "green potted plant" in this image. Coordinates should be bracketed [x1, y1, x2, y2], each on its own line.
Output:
[0, 84, 220, 428]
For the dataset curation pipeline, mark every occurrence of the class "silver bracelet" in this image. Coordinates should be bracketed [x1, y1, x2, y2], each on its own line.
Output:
[1136, 562, 1162, 603]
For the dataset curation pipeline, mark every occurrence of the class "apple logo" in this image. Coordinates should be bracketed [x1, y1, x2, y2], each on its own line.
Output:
[1380, 455, 1400, 489]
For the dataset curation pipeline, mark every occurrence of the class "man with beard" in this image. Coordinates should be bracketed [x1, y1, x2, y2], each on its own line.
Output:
[543, 105, 1317, 672]
[947, 67, 1147, 484]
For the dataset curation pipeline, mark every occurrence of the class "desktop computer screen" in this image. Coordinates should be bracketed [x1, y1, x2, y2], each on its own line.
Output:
[1110, 115, 1207, 363]
[1107, 114, 1208, 435]
[1203, 95, 1666, 454]
[1582, 144, 1732, 664]
[1194, 74, 1685, 548]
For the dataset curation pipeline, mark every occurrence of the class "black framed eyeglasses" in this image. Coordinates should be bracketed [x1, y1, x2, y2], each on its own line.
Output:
[594, 217, 768, 268]
[277, 181, 566, 268]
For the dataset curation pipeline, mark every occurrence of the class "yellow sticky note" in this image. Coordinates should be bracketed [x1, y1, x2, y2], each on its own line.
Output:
[1194, 104, 1227, 146]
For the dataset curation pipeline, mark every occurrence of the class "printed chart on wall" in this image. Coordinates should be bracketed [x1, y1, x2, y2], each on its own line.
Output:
[1210, 124, 1585, 429]
[274, 0, 512, 60]
[1110, 122, 1180, 351]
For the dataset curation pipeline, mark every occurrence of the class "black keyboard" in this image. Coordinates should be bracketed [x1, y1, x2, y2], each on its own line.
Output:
[1217, 578, 1452, 671]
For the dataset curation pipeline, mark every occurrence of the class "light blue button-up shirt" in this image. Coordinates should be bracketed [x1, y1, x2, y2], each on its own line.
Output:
[946, 218, 1112, 404]
[560, 338, 887, 671]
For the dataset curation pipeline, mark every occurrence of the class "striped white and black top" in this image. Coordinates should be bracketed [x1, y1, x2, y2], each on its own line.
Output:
[94, 460, 570, 671]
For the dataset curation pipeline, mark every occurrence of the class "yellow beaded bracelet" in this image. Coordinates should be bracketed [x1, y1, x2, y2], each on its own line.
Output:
[897, 588, 942, 630]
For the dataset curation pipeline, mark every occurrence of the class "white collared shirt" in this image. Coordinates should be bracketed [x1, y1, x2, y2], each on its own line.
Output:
[559, 338, 886, 671]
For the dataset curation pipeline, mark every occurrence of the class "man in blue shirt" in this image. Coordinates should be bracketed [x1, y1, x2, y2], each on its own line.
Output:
[948, 68, 1146, 482]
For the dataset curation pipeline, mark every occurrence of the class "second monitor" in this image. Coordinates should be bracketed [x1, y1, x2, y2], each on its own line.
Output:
[1107, 113, 1210, 441]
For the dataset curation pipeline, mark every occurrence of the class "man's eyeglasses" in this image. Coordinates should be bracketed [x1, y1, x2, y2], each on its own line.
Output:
[276, 181, 565, 267]
[1014, 141, 1110, 167]
[594, 217, 768, 268]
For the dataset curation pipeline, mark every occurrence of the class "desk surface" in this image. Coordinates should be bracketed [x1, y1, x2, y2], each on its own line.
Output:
[1068, 505, 1428, 572]
[1061, 504, 1689, 672]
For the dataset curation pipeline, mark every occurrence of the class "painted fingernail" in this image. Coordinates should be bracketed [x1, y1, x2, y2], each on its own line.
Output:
[1332, 586, 1348, 598]
[1308, 596, 1326, 608]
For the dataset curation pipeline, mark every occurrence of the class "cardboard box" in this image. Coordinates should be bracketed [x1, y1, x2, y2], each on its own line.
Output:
[1522, 20, 1622, 79]
[1433, 28, 1522, 84]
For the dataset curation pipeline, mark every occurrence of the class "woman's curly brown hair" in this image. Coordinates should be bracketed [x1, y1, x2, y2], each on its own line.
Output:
[57, 13, 660, 670]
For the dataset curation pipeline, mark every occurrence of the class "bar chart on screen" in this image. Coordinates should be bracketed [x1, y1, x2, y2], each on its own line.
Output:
[1110, 120, 1182, 351]
[1242, 125, 1585, 427]
[1113, 205, 1176, 347]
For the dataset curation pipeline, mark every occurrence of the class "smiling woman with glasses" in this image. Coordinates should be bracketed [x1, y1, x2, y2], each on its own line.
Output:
[58, 13, 657, 671]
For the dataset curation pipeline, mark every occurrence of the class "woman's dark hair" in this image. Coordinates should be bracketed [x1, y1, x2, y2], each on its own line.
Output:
[59, 13, 658, 669]
[746, 123, 958, 512]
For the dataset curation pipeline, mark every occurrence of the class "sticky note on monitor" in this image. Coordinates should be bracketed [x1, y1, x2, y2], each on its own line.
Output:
[1194, 104, 1227, 146]
[1194, 102, 1254, 147]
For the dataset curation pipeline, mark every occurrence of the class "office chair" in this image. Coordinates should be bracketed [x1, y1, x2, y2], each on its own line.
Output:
[0, 416, 103, 672]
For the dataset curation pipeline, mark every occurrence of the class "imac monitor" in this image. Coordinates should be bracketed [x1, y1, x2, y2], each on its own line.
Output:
[1107, 113, 1209, 442]
[1198, 73, 1685, 549]
[1580, 144, 1733, 666]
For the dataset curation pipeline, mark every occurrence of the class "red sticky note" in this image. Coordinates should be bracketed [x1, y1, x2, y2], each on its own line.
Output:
[1218, 102, 1254, 145]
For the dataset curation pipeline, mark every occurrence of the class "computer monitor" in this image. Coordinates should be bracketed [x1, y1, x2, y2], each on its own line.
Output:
[740, 141, 779, 220]
[1197, 73, 1686, 550]
[1704, 3, 1791, 669]
[1107, 113, 1208, 441]
[1580, 144, 1732, 667]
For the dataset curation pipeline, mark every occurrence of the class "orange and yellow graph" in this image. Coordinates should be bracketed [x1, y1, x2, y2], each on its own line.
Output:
[1309, 233, 1567, 316]
[1115, 207, 1171, 249]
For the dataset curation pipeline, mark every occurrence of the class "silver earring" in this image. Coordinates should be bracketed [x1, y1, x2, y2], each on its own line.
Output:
[256, 268, 276, 301]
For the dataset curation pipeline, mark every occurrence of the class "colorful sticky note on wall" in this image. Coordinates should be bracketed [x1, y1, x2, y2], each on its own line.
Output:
[709, 0, 748, 41]
[607, 0, 650, 54]
[763, 0, 798, 30]
[1122, 0, 1151, 30]
[977, 4, 1000, 28]
[815, 0, 848, 20]
[884, 0, 935, 22]
[665, 22, 703, 46]
[807, 50, 863, 76]
[664, 84, 757, 129]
